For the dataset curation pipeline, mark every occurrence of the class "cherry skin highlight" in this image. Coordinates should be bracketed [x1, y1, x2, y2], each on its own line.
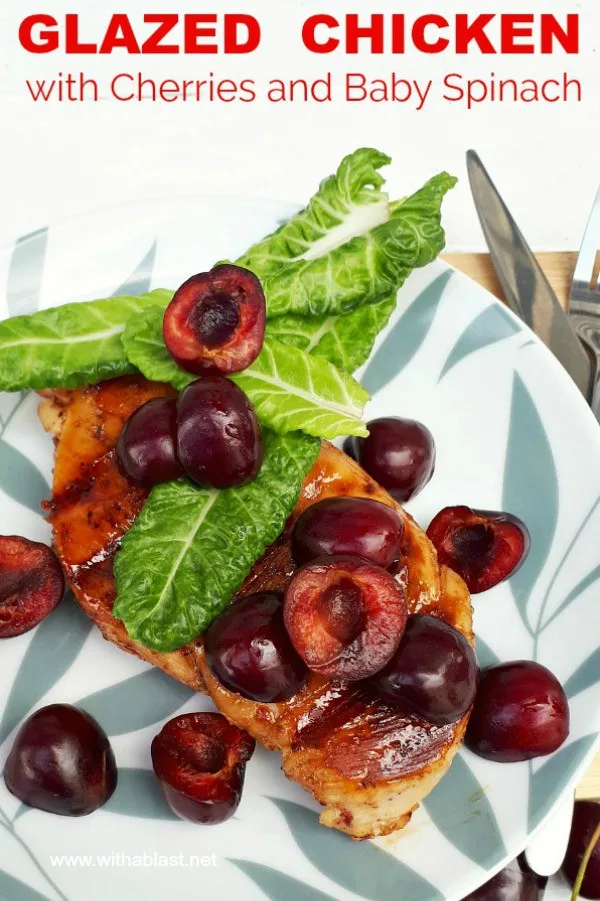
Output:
[151, 712, 255, 824]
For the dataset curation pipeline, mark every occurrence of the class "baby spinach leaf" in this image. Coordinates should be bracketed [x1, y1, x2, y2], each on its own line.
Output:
[0, 289, 172, 392]
[122, 309, 369, 439]
[236, 148, 391, 279]
[113, 430, 320, 651]
[262, 172, 457, 319]
[265, 293, 396, 373]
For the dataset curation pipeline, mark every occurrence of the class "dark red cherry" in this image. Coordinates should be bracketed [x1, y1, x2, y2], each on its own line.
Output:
[562, 801, 600, 899]
[204, 593, 307, 703]
[465, 661, 569, 762]
[349, 417, 436, 503]
[427, 506, 530, 594]
[177, 377, 263, 489]
[163, 265, 266, 376]
[151, 713, 255, 825]
[463, 856, 547, 901]
[3, 704, 117, 816]
[117, 397, 183, 488]
[284, 555, 407, 681]
[292, 497, 404, 569]
[0, 536, 64, 638]
[368, 614, 478, 725]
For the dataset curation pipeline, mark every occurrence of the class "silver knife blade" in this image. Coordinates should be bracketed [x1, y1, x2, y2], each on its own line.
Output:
[466, 150, 591, 399]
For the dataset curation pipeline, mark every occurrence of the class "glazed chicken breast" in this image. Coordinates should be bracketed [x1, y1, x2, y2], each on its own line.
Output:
[40, 376, 474, 839]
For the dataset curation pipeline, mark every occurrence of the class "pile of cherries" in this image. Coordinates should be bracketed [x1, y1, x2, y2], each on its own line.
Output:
[118, 264, 267, 490]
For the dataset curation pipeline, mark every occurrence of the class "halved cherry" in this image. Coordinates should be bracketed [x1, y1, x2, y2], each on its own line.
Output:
[283, 555, 407, 681]
[163, 264, 266, 375]
[0, 536, 65, 638]
[426, 506, 530, 594]
[151, 712, 255, 825]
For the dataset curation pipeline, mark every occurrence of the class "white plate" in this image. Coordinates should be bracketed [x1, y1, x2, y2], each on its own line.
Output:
[1, 196, 600, 901]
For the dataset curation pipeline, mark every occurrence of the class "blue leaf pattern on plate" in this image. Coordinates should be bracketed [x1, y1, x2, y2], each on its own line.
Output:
[77, 668, 192, 736]
[528, 735, 597, 828]
[563, 648, 600, 699]
[112, 241, 157, 297]
[474, 635, 501, 669]
[269, 797, 442, 901]
[438, 304, 521, 381]
[230, 860, 339, 901]
[0, 869, 51, 901]
[104, 768, 178, 820]
[0, 440, 50, 516]
[361, 271, 452, 395]
[423, 753, 507, 866]
[0, 594, 92, 746]
[502, 374, 558, 634]
[541, 556, 600, 635]
[6, 228, 47, 317]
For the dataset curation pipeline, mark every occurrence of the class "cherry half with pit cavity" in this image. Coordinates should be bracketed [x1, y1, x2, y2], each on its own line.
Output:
[284, 555, 408, 681]
[0, 536, 65, 638]
[151, 712, 255, 824]
[163, 264, 266, 375]
[3, 704, 117, 816]
[426, 506, 530, 594]
[465, 660, 570, 762]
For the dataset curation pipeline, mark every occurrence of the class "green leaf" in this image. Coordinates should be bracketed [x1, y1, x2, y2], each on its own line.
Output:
[422, 753, 507, 867]
[0, 593, 92, 746]
[262, 172, 457, 319]
[266, 293, 396, 373]
[230, 860, 339, 901]
[270, 797, 443, 901]
[104, 768, 179, 820]
[0, 289, 172, 392]
[122, 309, 369, 440]
[113, 430, 320, 651]
[236, 148, 391, 280]
[77, 668, 192, 736]
[0, 440, 50, 515]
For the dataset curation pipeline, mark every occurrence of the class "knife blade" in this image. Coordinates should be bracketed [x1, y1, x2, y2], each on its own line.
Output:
[466, 150, 591, 399]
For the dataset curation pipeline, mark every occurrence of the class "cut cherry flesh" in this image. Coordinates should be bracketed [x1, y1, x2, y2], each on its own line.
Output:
[3, 704, 117, 816]
[117, 397, 183, 489]
[163, 264, 266, 376]
[204, 593, 307, 703]
[291, 497, 404, 569]
[562, 801, 600, 899]
[0, 536, 64, 638]
[463, 856, 547, 901]
[368, 614, 479, 725]
[151, 712, 255, 824]
[349, 417, 436, 503]
[284, 555, 408, 681]
[426, 506, 530, 594]
[177, 377, 263, 489]
[465, 660, 570, 762]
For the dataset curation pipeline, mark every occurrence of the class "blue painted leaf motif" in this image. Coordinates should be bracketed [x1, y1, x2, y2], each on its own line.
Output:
[543, 562, 600, 634]
[502, 374, 558, 633]
[361, 271, 453, 396]
[0, 593, 92, 746]
[0, 440, 50, 516]
[7, 228, 48, 317]
[474, 635, 501, 669]
[422, 752, 507, 866]
[528, 735, 597, 829]
[230, 860, 339, 901]
[269, 797, 442, 901]
[112, 241, 157, 297]
[438, 304, 521, 381]
[0, 869, 51, 901]
[104, 768, 178, 820]
[77, 668, 193, 736]
[563, 648, 600, 699]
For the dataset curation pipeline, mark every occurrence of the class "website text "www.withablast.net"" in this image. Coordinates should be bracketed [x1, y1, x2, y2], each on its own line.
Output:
[49, 852, 219, 869]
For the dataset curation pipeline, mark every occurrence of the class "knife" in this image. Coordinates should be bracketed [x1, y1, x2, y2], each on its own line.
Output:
[466, 150, 591, 399]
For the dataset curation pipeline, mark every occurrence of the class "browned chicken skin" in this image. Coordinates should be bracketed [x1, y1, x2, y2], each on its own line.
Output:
[40, 376, 473, 839]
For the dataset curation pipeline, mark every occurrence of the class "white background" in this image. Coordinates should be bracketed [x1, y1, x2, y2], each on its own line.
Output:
[0, 0, 599, 254]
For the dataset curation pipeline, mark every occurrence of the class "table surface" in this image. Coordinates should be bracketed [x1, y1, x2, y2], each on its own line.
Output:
[444, 251, 599, 803]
